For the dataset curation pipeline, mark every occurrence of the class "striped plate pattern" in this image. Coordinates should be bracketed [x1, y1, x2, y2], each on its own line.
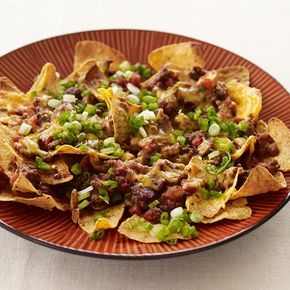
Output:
[0, 29, 289, 259]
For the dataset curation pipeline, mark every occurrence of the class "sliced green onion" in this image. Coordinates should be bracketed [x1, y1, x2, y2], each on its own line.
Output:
[71, 163, 82, 175]
[84, 104, 96, 116]
[78, 199, 90, 209]
[35, 157, 52, 171]
[176, 136, 186, 147]
[90, 229, 105, 241]
[213, 137, 235, 153]
[173, 129, 184, 136]
[103, 137, 115, 147]
[113, 148, 124, 157]
[100, 147, 114, 155]
[106, 180, 118, 189]
[77, 192, 90, 202]
[156, 226, 170, 241]
[30, 90, 37, 99]
[238, 120, 248, 132]
[58, 111, 70, 125]
[150, 152, 162, 165]
[18, 123, 32, 136]
[139, 126, 147, 138]
[198, 117, 209, 132]
[168, 134, 176, 144]
[78, 185, 93, 195]
[208, 150, 220, 160]
[129, 115, 146, 133]
[47, 98, 61, 108]
[166, 237, 178, 245]
[148, 200, 160, 208]
[127, 94, 140, 104]
[168, 218, 184, 234]
[210, 190, 223, 198]
[63, 94, 77, 103]
[107, 167, 114, 174]
[119, 61, 131, 72]
[147, 102, 159, 110]
[79, 144, 89, 153]
[208, 123, 220, 136]
[200, 187, 210, 199]
[189, 225, 199, 238]
[81, 90, 91, 97]
[98, 187, 110, 204]
[143, 95, 156, 103]
[160, 212, 169, 225]
[190, 211, 204, 223]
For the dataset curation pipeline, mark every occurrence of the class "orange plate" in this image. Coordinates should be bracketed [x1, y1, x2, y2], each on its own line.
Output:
[0, 29, 289, 259]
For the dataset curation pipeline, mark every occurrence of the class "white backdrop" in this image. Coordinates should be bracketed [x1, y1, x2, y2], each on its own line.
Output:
[0, 0, 289, 289]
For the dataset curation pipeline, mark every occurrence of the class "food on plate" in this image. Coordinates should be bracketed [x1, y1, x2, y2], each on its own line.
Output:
[0, 40, 289, 245]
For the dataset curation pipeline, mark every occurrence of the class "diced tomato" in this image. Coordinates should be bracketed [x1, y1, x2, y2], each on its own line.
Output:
[12, 135, 21, 142]
[191, 136, 203, 147]
[199, 78, 215, 92]
[40, 135, 53, 150]
[27, 106, 36, 116]
[129, 73, 141, 87]
[30, 115, 40, 126]
[116, 76, 127, 87]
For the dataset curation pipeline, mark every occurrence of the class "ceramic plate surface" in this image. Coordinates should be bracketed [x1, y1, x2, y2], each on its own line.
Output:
[0, 29, 289, 259]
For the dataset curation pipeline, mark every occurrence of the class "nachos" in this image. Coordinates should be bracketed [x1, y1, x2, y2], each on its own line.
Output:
[0, 40, 289, 244]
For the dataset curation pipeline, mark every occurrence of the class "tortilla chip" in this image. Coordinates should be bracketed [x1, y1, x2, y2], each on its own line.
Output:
[51, 145, 86, 156]
[186, 167, 241, 218]
[98, 88, 142, 143]
[74, 41, 126, 72]
[27, 63, 62, 96]
[0, 77, 30, 110]
[201, 198, 252, 224]
[225, 80, 262, 119]
[205, 66, 250, 86]
[11, 172, 39, 194]
[0, 190, 68, 211]
[66, 59, 107, 84]
[135, 159, 185, 190]
[78, 203, 125, 234]
[40, 158, 73, 185]
[148, 42, 205, 71]
[231, 136, 256, 161]
[118, 215, 187, 244]
[267, 118, 290, 171]
[230, 165, 286, 200]
[256, 119, 268, 134]
[0, 123, 22, 177]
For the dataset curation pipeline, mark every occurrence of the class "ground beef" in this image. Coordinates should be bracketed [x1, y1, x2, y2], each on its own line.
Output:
[143, 207, 162, 224]
[185, 131, 204, 148]
[158, 198, 183, 212]
[218, 97, 236, 119]
[144, 67, 179, 90]
[137, 138, 158, 164]
[65, 87, 84, 98]
[105, 160, 133, 193]
[128, 185, 156, 216]
[13, 163, 40, 185]
[160, 143, 180, 160]
[261, 160, 280, 174]
[152, 178, 167, 192]
[212, 81, 228, 100]
[161, 186, 186, 201]
[189, 66, 206, 81]
[255, 133, 279, 158]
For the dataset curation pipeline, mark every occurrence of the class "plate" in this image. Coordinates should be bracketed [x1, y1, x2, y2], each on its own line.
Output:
[0, 29, 289, 259]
